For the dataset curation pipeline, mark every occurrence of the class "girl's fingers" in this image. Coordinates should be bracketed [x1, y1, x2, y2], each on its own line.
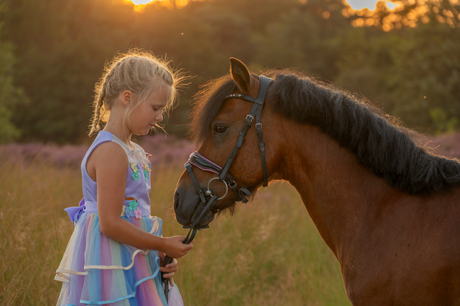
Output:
[162, 272, 175, 279]
[167, 258, 178, 269]
[160, 267, 177, 273]
[169, 277, 174, 287]
[160, 265, 177, 272]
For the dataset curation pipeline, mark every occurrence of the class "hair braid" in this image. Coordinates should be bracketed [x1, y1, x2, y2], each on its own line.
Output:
[89, 79, 108, 136]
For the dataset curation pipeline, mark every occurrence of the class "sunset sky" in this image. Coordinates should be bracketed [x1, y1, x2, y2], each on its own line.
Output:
[346, 0, 396, 10]
[129, 0, 396, 11]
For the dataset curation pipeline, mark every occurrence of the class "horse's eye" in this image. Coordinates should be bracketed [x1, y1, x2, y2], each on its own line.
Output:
[214, 125, 228, 134]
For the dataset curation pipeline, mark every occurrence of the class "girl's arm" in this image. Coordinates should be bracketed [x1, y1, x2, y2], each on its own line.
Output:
[88, 142, 192, 258]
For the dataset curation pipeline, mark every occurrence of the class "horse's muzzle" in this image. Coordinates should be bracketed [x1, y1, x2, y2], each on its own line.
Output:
[174, 188, 215, 226]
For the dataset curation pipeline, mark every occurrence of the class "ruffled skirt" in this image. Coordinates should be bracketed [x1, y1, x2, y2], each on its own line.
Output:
[55, 213, 183, 306]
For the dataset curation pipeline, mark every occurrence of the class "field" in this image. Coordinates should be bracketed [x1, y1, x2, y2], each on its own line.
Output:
[1, 132, 459, 305]
[0, 152, 350, 305]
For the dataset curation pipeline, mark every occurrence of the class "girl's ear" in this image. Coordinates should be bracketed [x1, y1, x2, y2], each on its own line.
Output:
[121, 90, 132, 107]
[229, 58, 252, 94]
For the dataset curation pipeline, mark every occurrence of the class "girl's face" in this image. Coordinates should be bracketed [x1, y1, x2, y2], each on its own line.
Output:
[127, 84, 172, 136]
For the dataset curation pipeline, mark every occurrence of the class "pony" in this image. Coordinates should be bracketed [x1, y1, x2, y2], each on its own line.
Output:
[174, 58, 460, 305]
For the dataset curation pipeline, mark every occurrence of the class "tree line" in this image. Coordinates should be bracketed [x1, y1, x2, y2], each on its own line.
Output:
[0, 0, 459, 144]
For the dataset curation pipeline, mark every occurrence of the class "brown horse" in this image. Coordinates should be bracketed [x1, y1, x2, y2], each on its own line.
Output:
[174, 58, 460, 305]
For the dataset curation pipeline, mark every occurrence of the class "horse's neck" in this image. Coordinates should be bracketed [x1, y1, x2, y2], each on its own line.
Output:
[277, 123, 396, 259]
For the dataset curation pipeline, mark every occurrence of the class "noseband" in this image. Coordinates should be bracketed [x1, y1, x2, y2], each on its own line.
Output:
[163, 75, 273, 301]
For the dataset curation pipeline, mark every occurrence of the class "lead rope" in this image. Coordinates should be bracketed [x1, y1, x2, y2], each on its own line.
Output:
[161, 175, 218, 302]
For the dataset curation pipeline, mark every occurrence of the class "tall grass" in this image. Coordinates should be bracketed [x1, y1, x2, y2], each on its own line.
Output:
[0, 160, 350, 305]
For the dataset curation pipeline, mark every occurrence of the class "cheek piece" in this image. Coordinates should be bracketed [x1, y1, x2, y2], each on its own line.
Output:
[162, 76, 273, 302]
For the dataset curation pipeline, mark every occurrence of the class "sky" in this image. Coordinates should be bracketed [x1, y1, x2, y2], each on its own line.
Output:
[131, 0, 155, 4]
[346, 0, 396, 10]
[129, 0, 397, 11]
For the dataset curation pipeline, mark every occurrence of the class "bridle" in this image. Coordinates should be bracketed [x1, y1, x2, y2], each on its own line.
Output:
[162, 75, 273, 301]
[185, 75, 273, 222]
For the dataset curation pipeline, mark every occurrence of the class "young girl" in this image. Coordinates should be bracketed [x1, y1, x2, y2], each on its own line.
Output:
[55, 50, 192, 306]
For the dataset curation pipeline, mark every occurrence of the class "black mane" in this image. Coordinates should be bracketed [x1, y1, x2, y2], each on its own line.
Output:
[190, 70, 460, 195]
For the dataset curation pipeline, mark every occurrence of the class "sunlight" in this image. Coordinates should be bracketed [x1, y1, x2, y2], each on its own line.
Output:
[124, 0, 195, 11]
[345, 0, 396, 10]
[124, 0, 161, 12]
[346, 0, 379, 10]
[131, 0, 154, 4]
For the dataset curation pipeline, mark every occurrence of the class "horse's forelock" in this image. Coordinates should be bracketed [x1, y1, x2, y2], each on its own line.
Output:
[189, 75, 236, 144]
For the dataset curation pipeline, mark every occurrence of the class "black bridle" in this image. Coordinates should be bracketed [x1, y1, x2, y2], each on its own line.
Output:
[162, 75, 273, 301]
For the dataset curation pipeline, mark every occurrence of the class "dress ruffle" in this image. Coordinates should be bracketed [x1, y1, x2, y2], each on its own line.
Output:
[55, 213, 182, 306]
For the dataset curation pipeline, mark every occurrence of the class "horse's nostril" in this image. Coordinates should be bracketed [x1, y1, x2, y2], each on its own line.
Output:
[174, 192, 180, 211]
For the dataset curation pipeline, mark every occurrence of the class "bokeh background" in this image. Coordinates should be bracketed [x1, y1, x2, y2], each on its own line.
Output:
[1, 0, 460, 305]
[1, 0, 459, 143]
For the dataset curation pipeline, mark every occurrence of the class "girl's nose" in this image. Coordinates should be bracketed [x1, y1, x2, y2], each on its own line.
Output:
[156, 112, 163, 122]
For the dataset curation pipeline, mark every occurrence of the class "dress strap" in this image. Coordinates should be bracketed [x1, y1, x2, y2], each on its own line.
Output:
[110, 134, 135, 153]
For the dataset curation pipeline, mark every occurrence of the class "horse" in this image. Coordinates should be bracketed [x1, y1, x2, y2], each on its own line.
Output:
[173, 58, 460, 305]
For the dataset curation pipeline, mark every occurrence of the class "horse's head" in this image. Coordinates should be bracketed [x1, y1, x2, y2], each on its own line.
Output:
[174, 58, 281, 227]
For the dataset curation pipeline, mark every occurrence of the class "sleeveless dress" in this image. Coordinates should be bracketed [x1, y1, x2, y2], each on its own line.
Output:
[55, 131, 183, 306]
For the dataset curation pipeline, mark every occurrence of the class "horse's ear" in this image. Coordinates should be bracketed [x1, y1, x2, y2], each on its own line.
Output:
[229, 57, 252, 94]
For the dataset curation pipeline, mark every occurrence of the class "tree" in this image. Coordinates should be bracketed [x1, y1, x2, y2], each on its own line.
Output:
[0, 3, 28, 144]
[389, 23, 460, 133]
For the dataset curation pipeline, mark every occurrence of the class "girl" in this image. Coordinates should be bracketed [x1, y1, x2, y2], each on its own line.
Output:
[55, 50, 192, 306]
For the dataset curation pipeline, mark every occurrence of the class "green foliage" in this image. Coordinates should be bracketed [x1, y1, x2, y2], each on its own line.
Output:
[332, 22, 460, 134]
[429, 107, 458, 134]
[333, 27, 403, 110]
[0, 4, 27, 144]
[2, 0, 460, 142]
[389, 23, 460, 133]
[0, 42, 21, 143]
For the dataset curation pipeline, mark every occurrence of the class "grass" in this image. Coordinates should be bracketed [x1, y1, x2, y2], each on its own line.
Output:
[0, 160, 350, 306]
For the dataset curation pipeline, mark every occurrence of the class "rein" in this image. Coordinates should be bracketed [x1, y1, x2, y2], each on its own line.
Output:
[162, 75, 273, 302]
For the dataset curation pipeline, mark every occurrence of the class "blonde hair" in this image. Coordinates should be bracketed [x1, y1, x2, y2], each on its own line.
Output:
[89, 49, 184, 136]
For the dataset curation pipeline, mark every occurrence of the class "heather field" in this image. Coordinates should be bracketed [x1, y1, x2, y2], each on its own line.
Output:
[1, 132, 459, 305]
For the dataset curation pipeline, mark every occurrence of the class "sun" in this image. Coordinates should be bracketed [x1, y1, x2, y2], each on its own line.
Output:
[125, 0, 192, 11]
[131, 0, 155, 4]
[124, 0, 157, 12]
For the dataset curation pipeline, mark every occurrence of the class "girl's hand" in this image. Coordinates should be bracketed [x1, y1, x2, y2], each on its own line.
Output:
[162, 236, 193, 258]
[159, 252, 178, 286]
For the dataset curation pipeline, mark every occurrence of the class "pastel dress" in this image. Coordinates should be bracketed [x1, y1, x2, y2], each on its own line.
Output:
[55, 131, 183, 306]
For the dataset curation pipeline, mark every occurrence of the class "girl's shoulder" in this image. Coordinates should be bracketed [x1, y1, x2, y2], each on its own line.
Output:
[88, 131, 129, 162]
[85, 140, 128, 182]
[94, 141, 128, 160]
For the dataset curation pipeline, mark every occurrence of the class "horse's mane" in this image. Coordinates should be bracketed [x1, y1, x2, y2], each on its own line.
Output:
[190, 70, 460, 195]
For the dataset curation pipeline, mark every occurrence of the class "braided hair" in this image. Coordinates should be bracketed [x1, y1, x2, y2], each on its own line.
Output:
[89, 50, 185, 136]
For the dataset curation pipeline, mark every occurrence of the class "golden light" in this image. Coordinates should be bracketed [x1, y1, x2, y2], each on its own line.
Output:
[343, 0, 459, 30]
[123, 0, 154, 12]
[345, 0, 398, 11]
[131, 0, 154, 4]
[346, 0, 378, 10]
[124, 0, 196, 11]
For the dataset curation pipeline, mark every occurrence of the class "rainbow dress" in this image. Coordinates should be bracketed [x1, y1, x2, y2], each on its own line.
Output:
[55, 131, 183, 306]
